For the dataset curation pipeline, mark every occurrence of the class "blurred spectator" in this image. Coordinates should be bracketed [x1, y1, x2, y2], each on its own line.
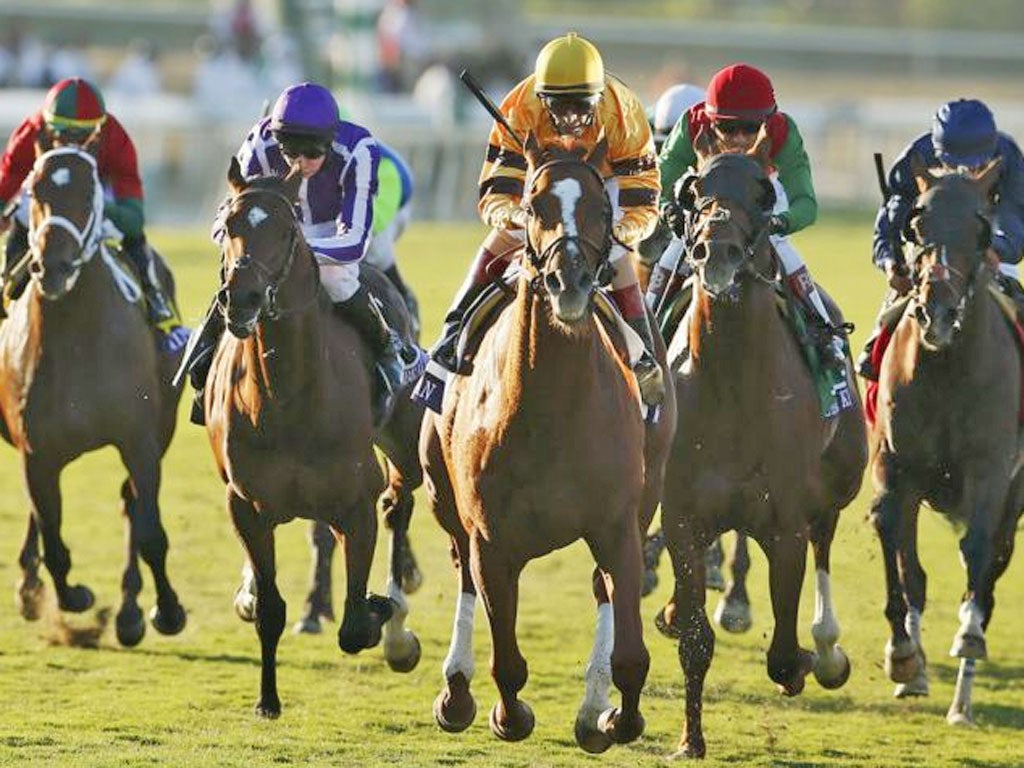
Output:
[108, 39, 163, 97]
[376, 0, 427, 93]
[45, 39, 95, 87]
[211, 0, 265, 65]
[0, 21, 48, 88]
[192, 34, 263, 118]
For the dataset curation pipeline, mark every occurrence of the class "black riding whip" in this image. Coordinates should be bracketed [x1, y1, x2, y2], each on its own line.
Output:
[459, 69, 524, 150]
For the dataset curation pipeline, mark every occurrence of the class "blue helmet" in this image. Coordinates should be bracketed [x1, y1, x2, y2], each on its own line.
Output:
[269, 82, 339, 139]
[931, 99, 997, 168]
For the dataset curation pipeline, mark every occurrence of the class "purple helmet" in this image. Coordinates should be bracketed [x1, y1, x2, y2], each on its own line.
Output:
[269, 82, 339, 139]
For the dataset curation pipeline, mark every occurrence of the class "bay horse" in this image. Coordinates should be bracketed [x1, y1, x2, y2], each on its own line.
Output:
[0, 145, 187, 646]
[206, 159, 420, 718]
[420, 133, 676, 751]
[656, 133, 867, 758]
[868, 157, 1024, 725]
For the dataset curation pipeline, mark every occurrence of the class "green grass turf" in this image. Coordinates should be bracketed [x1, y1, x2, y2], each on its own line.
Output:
[0, 217, 1021, 767]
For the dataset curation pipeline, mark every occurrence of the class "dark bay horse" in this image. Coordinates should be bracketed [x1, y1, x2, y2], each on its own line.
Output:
[206, 159, 420, 718]
[869, 157, 1024, 724]
[421, 134, 675, 752]
[656, 135, 867, 758]
[0, 145, 186, 646]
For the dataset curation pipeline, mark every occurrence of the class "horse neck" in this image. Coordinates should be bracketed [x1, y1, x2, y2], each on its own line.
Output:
[689, 276, 778, 382]
[31, 252, 113, 334]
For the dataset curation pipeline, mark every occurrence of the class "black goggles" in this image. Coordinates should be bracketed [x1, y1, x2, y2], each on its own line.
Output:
[277, 135, 330, 160]
[714, 120, 763, 136]
[48, 125, 96, 144]
[540, 94, 600, 115]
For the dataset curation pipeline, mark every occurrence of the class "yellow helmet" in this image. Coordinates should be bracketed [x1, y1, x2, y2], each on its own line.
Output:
[534, 33, 604, 97]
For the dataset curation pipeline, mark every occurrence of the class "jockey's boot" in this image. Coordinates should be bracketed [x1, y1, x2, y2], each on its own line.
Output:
[124, 237, 189, 352]
[996, 272, 1024, 321]
[855, 294, 914, 381]
[0, 220, 31, 318]
[187, 301, 225, 426]
[627, 312, 666, 406]
[383, 263, 420, 338]
[430, 279, 487, 372]
[787, 268, 847, 375]
[336, 285, 426, 413]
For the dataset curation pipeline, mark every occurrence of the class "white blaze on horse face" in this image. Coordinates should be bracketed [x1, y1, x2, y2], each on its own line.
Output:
[247, 206, 269, 228]
[552, 177, 583, 239]
[51, 168, 71, 187]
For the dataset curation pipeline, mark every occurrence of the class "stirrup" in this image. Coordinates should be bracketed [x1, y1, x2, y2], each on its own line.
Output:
[634, 354, 666, 406]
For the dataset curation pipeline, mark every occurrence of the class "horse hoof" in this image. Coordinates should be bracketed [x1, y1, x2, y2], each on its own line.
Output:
[293, 616, 323, 635]
[116, 604, 146, 647]
[598, 706, 645, 745]
[946, 706, 974, 727]
[714, 596, 752, 634]
[385, 631, 421, 673]
[489, 700, 534, 742]
[894, 671, 929, 699]
[885, 642, 922, 684]
[15, 576, 45, 621]
[774, 649, 814, 697]
[670, 738, 707, 760]
[254, 699, 281, 719]
[814, 647, 852, 690]
[59, 584, 95, 613]
[574, 717, 613, 754]
[150, 603, 187, 636]
[655, 607, 682, 639]
[433, 675, 476, 733]
[234, 587, 257, 623]
[950, 633, 987, 660]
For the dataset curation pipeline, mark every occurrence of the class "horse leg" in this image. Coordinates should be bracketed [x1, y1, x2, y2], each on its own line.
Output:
[293, 520, 335, 635]
[471, 534, 533, 742]
[808, 509, 851, 689]
[336, 495, 392, 655]
[663, 520, 714, 759]
[380, 458, 423, 594]
[895, 506, 929, 698]
[870, 474, 925, 686]
[764, 528, 814, 696]
[584, 518, 649, 749]
[704, 536, 725, 592]
[118, 445, 186, 637]
[641, 528, 665, 597]
[24, 455, 93, 612]
[381, 474, 421, 673]
[114, 480, 146, 647]
[229, 491, 285, 718]
[434, 530, 479, 732]
[15, 513, 45, 620]
[574, 567, 616, 753]
[714, 532, 752, 633]
[234, 559, 258, 622]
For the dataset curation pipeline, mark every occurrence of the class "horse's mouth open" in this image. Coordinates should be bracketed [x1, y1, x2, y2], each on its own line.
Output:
[227, 313, 259, 339]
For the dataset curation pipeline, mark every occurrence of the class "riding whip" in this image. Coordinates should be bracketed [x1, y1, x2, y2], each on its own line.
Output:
[459, 69, 524, 150]
[873, 152, 889, 201]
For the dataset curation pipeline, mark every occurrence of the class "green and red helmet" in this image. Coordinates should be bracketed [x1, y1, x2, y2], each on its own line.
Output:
[42, 77, 107, 132]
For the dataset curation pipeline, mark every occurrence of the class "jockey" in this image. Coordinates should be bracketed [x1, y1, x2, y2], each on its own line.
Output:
[428, 32, 665, 404]
[0, 77, 185, 347]
[366, 141, 420, 336]
[858, 98, 1024, 379]
[648, 63, 846, 372]
[187, 81, 424, 425]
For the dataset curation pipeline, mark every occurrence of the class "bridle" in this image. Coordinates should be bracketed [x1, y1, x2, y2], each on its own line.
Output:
[522, 158, 614, 290]
[218, 185, 318, 321]
[685, 190, 774, 292]
[27, 147, 105, 288]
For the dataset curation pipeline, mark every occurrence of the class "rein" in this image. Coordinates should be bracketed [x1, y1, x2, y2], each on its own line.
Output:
[687, 195, 774, 283]
[219, 186, 320, 321]
[908, 241, 985, 333]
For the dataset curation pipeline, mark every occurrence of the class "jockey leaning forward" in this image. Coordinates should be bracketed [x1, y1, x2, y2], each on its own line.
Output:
[647, 63, 847, 373]
[185, 81, 425, 425]
[0, 77, 186, 350]
[858, 97, 1024, 379]
[427, 32, 666, 405]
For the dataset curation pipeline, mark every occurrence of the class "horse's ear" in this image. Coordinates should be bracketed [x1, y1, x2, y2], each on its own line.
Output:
[693, 125, 715, 168]
[750, 124, 772, 166]
[282, 163, 303, 200]
[974, 156, 1003, 198]
[586, 133, 609, 170]
[910, 152, 936, 194]
[523, 130, 543, 169]
[227, 156, 247, 194]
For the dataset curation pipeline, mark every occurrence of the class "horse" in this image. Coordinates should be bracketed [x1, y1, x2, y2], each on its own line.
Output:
[868, 156, 1024, 725]
[205, 158, 421, 718]
[655, 133, 867, 758]
[420, 133, 676, 752]
[0, 144, 187, 646]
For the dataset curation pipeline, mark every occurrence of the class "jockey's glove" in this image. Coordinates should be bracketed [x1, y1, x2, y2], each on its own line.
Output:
[768, 214, 788, 236]
[612, 220, 644, 249]
[485, 203, 529, 231]
[661, 199, 686, 239]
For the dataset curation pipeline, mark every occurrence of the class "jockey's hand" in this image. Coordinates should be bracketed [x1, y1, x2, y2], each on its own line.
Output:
[885, 260, 913, 295]
[612, 220, 642, 248]
[768, 214, 788, 236]
[661, 199, 686, 239]
[486, 204, 528, 231]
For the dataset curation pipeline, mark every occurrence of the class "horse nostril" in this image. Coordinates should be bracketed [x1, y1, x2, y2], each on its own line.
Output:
[29, 260, 42, 275]
[576, 271, 590, 291]
[691, 242, 708, 264]
[544, 272, 562, 294]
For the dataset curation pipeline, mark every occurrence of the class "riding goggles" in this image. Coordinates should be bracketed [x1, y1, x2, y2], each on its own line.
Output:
[540, 94, 601, 135]
[714, 119, 763, 136]
[46, 124, 98, 145]
[276, 134, 330, 160]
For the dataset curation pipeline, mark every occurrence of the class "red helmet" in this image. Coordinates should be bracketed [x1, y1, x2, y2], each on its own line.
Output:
[705, 64, 776, 122]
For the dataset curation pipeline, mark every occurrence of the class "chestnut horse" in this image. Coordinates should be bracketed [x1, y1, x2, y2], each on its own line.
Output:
[421, 134, 675, 752]
[0, 145, 186, 646]
[869, 158, 1024, 724]
[205, 159, 420, 718]
[656, 136, 867, 758]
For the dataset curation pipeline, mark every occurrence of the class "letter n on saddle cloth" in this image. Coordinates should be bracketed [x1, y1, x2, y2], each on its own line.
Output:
[863, 286, 1024, 427]
[411, 267, 657, 421]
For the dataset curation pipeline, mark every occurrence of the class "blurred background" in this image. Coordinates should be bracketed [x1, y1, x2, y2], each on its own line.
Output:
[2, 0, 1023, 225]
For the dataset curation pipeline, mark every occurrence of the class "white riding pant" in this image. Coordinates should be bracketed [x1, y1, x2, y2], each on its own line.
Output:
[364, 205, 411, 272]
[316, 256, 360, 302]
